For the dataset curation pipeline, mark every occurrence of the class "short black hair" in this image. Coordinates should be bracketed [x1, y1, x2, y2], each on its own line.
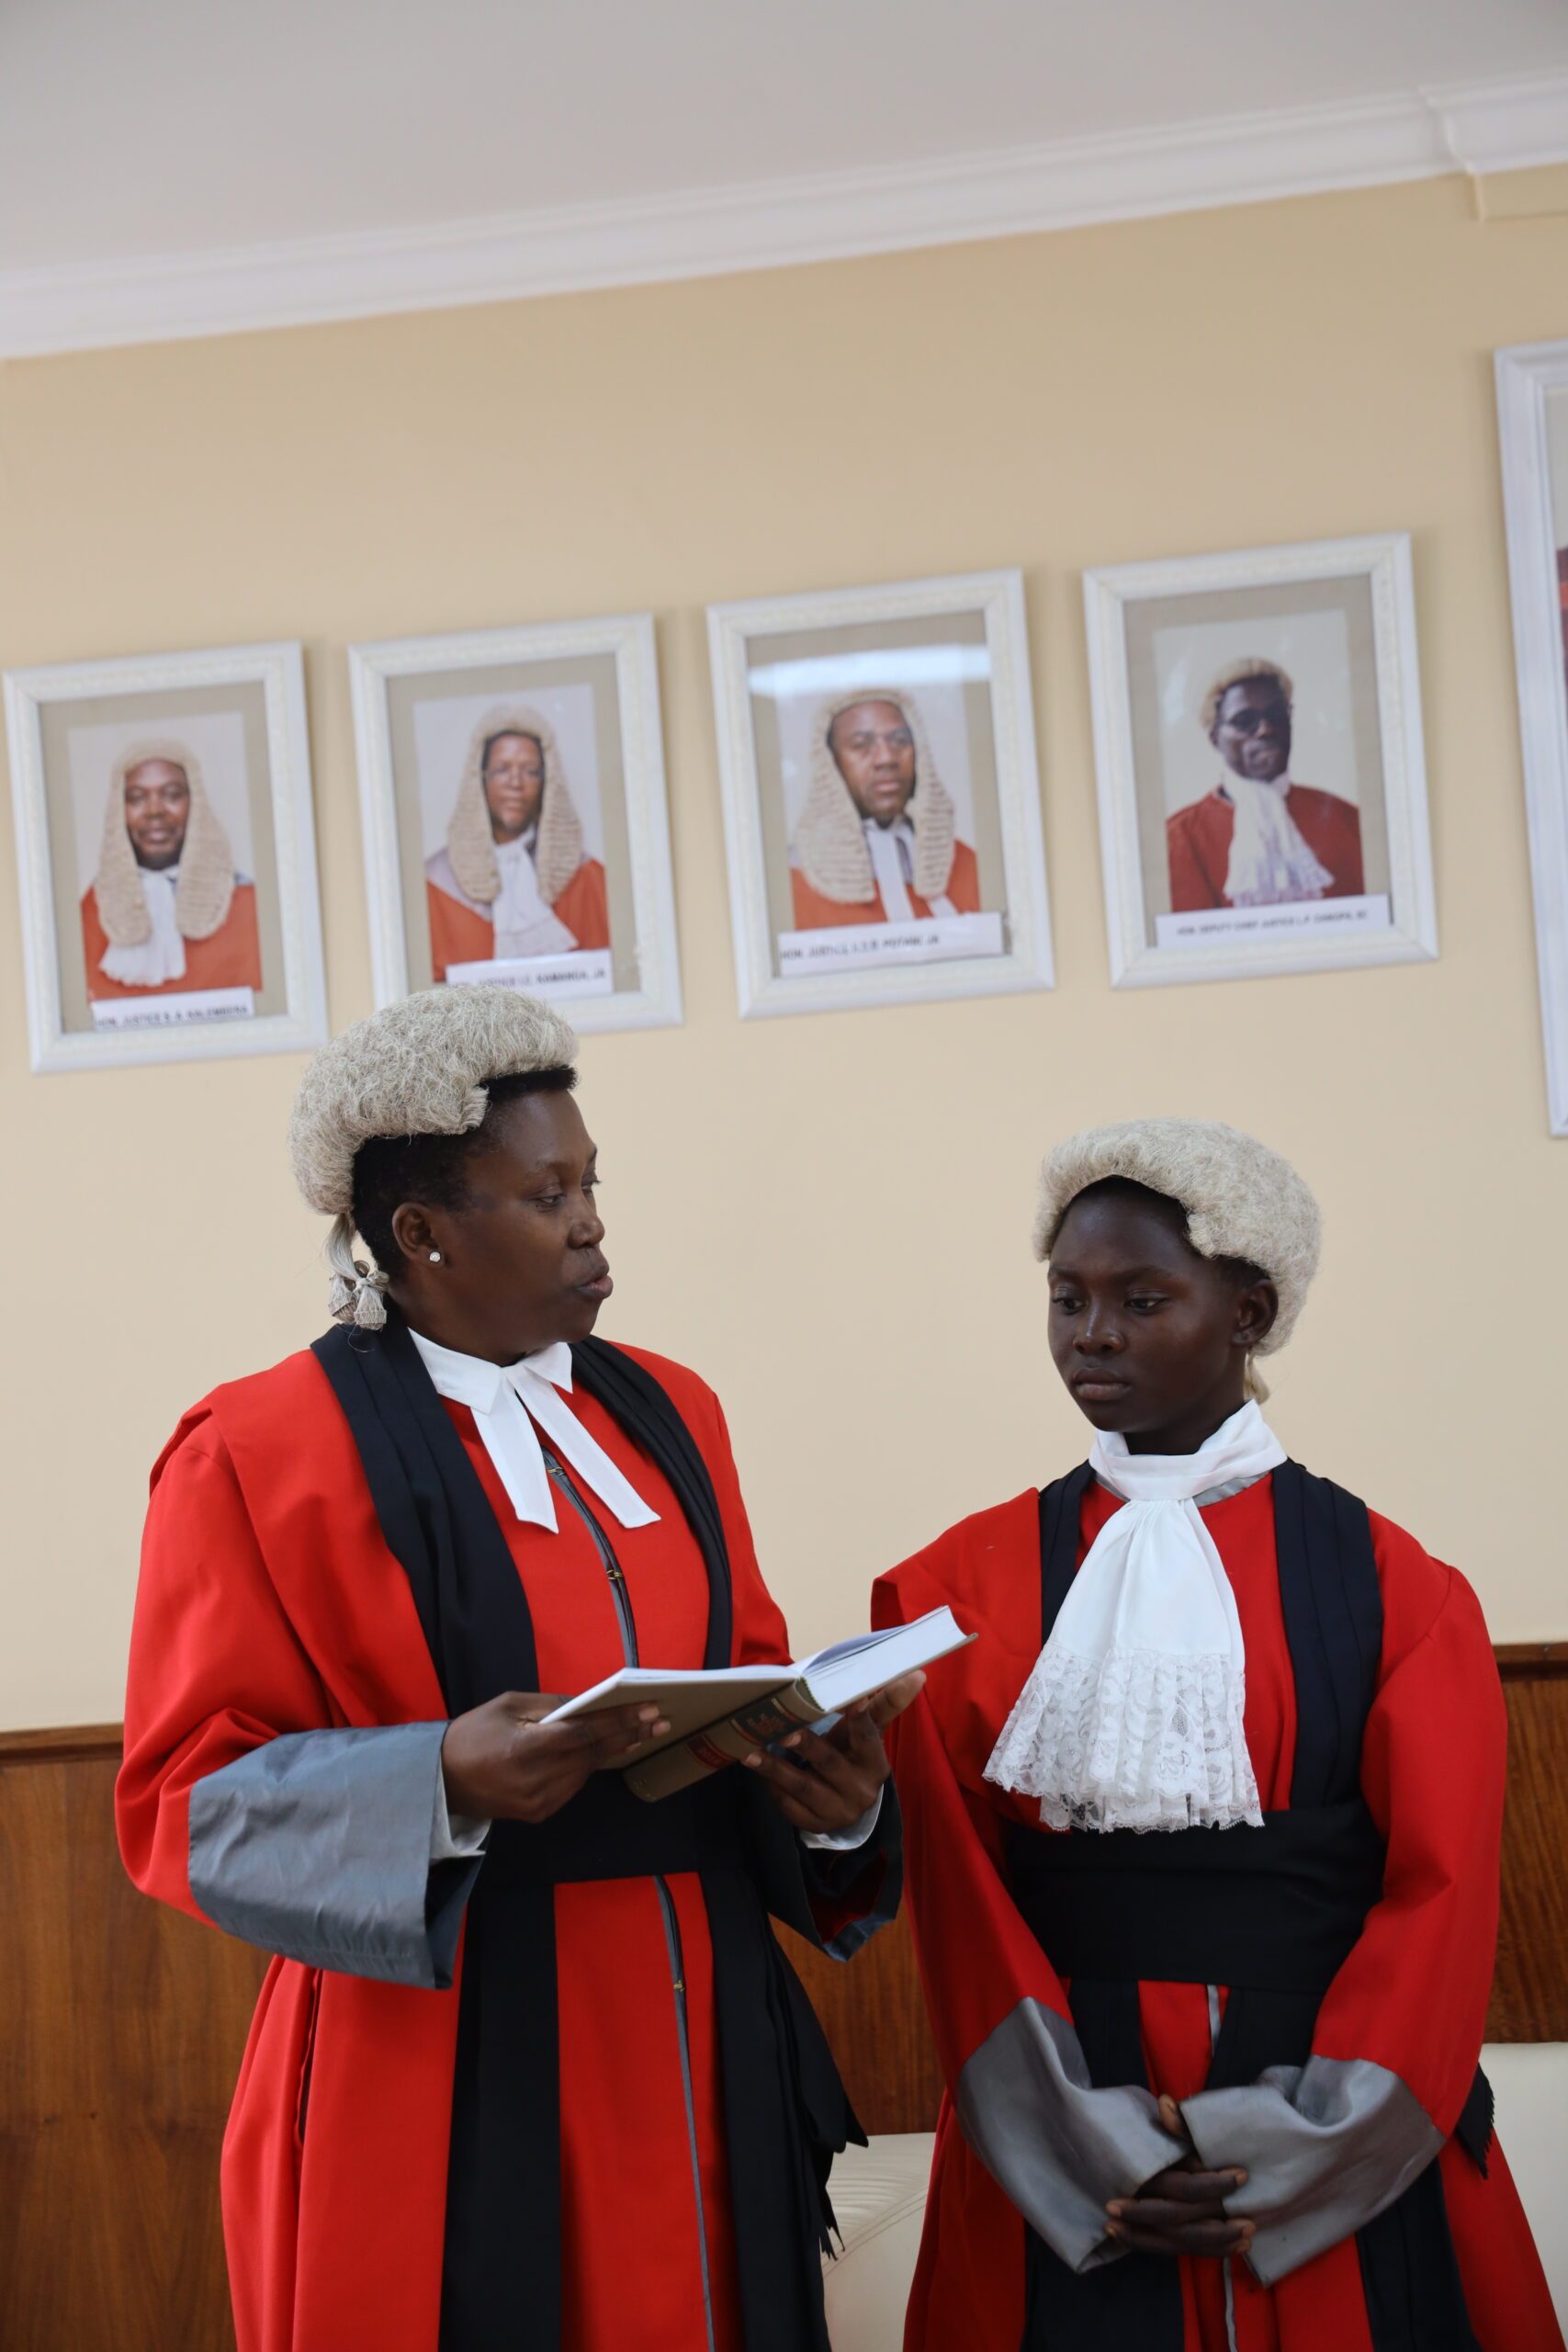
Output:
[351, 1065, 576, 1271]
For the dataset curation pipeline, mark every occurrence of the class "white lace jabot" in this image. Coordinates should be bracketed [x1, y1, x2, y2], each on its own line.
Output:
[984, 1402, 1285, 1833]
[1221, 772, 1335, 908]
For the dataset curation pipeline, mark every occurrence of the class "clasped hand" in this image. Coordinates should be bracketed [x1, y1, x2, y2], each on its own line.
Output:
[1105, 2096, 1255, 2262]
[440, 1668, 924, 1833]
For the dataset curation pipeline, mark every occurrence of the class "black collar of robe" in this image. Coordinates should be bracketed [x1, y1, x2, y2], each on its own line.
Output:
[313, 1312, 856, 2352]
[1011, 1458, 1492, 2352]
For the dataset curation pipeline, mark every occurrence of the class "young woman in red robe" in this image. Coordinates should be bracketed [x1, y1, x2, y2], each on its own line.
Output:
[874, 1118, 1560, 2352]
[117, 983, 911, 2352]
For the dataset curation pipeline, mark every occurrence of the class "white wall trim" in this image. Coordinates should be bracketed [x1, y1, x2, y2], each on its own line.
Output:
[1427, 70, 1568, 175]
[4, 72, 1566, 360]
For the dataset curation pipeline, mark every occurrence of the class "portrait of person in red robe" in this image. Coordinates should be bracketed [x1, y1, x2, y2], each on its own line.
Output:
[875, 1117, 1561, 2352]
[80, 738, 263, 1001]
[424, 702, 611, 978]
[1166, 659, 1365, 915]
[787, 685, 982, 930]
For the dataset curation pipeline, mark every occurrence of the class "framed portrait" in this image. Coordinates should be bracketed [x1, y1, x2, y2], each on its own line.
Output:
[1496, 339, 1568, 1136]
[349, 614, 681, 1032]
[1083, 534, 1437, 989]
[4, 640, 327, 1073]
[706, 569, 1053, 1019]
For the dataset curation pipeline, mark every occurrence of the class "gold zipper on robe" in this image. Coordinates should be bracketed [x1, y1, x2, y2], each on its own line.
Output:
[543, 1453, 718, 2352]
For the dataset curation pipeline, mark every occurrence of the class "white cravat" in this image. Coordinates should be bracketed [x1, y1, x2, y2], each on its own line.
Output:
[492, 830, 578, 959]
[1221, 772, 1335, 908]
[408, 1329, 659, 1532]
[99, 865, 188, 987]
[985, 1402, 1284, 1833]
[862, 818, 956, 922]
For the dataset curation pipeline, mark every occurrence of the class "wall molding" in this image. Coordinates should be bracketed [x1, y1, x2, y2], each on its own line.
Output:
[2, 71, 1566, 361]
[0, 1722, 122, 1763]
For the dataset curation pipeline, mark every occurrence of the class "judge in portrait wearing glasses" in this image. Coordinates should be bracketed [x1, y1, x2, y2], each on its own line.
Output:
[1166, 659, 1365, 915]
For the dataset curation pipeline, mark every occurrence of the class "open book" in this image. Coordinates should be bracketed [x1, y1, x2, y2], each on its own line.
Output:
[543, 1606, 970, 1802]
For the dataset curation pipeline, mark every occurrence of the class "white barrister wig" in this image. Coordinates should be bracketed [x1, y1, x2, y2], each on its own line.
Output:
[790, 686, 957, 907]
[1032, 1118, 1322, 1360]
[445, 703, 586, 910]
[93, 737, 237, 946]
[288, 985, 578, 1329]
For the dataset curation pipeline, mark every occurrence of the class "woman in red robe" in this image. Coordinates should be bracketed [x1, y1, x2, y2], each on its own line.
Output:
[875, 1117, 1560, 2352]
[117, 983, 908, 2352]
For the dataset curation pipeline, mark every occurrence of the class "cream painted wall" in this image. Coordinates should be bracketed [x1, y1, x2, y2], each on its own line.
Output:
[3, 175, 1566, 1730]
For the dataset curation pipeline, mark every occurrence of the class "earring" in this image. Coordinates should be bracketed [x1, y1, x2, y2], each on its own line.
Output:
[428, 1250, 443, 1264]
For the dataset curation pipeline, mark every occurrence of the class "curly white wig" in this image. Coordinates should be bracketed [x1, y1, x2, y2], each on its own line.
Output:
[445, 702, 585, 910]
[93, 737, 236, 946]
[288, 984, 578, 1328]
[1032, 1118, 1321, 1377]
[791, 685, 957, 905]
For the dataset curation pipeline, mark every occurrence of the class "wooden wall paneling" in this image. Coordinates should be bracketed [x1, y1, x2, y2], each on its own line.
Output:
[1490, 1644, 1568, 2043]
[0, 1729, 265, 2352]
[775, 1911, 945, 2140]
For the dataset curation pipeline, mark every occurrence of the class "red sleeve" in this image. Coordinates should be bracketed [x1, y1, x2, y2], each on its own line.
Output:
[425, 880, 494, 982]
[943, 839, 983, 914]
[115, 1411, 335, 1924]
[873, 1550, 1073, 2074]
[1166, 803, 1226, 912]
[1312, 1524, 1505, 2133]
[551, 859, 611, 953]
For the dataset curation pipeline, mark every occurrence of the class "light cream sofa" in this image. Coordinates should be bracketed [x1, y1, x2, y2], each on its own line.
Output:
[823, 2045, 1567, 2350]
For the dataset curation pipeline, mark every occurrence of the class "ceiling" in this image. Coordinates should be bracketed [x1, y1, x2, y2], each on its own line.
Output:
[4, 0, 1567, 353]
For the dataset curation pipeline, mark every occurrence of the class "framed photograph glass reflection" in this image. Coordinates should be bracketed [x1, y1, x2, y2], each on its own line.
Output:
[706, 568, 1053, 1018]
[350, 613, 682, 1032]
[1083, 534, 1437, 989]
[4, 639, 327, 1072]
[1496, 338, 1568, 1135]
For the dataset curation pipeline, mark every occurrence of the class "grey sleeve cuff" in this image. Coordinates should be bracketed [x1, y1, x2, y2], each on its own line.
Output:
[956, 1999, 1179, 2273]
[1181, 2055, 1444, 2286]
[188, 1721, 483, 1988]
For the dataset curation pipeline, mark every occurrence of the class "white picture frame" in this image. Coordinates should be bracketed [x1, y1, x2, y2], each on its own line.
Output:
[1496, 339, 1568, 1136]
[1083, 534, 1437, 989]
[706, 568, 1053, 1019]
[349, 613, 682, 1033]
[5, 639, 327, 1073]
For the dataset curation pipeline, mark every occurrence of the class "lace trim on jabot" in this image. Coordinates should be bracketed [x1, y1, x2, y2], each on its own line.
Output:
[983, 1640, 1263, 1835]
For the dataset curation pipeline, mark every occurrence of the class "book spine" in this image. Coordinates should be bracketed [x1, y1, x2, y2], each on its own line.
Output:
[624, 1713, 762, 1802]
[726, 1679, 821, 1745]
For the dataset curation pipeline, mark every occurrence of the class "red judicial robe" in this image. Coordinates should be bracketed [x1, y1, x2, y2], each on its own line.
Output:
[117, 1342, 886, 2352]
[426, 859, 610, 980]
[789, 840, 982, 930]
[874, 1473, 1561, 2352]
[1166, 786, 1364, 913]
[81, 881, 263, 999]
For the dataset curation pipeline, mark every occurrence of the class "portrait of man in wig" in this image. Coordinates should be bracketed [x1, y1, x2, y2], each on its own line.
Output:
[80, 739, 264, 1002]
[788, 686, 983, 931]
[1167, 658, 1365, 915]
[425, 703, 610, 980]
